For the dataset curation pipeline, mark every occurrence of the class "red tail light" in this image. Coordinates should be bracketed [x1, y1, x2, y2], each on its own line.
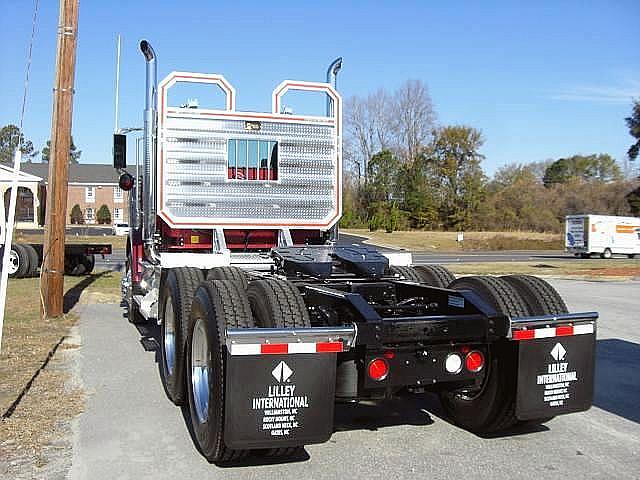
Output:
[465, 351, 485, 372]
[367, 358, 389, 381]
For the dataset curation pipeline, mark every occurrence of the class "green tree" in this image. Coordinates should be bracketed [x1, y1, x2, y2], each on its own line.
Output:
[97, 205, 112, 224]
[430, 126, 486, 229]
[41, 136, 81, 164]
[398, 152, 439, 228]
[0, 124, 38, 165]
[70, 204, 84, 224]
[626, 100, 640, 161]
[543, 154, 622, 187]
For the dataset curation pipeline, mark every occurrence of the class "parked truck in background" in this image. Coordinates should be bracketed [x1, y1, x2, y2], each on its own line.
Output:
[0, 180, 112, 278]
[113, 40, 599, 464]
[566, 214, 640, 259]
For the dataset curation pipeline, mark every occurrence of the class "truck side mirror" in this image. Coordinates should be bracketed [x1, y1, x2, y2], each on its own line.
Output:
[113, 133, 127, 169]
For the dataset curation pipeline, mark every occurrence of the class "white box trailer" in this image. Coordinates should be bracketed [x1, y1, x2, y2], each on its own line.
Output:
[565, 214, 640, 259]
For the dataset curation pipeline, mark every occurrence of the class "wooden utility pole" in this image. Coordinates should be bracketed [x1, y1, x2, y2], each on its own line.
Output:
[41, 0, 79, 318]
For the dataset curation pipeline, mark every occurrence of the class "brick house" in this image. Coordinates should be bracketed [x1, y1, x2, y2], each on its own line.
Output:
[9, 163, 131, 227]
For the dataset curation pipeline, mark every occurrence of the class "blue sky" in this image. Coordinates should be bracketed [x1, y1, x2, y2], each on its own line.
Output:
[1, 0, 638, 175]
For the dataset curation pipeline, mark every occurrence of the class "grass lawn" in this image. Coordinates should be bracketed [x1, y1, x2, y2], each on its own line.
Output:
[343, 229, 563, 251]
[444, 259, 640, 279]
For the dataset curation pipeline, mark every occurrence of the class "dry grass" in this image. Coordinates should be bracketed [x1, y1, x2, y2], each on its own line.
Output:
[343, 229, 562, 252]
[14, 231, 127, 249]
[0, 270, 122, 472]
[444, 259, 640, 279]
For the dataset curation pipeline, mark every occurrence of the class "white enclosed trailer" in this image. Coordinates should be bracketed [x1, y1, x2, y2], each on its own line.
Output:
[565, 214, 640, 258]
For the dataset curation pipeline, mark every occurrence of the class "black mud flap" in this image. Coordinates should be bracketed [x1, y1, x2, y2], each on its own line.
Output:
[515, 326, 596, 420]
[224, 353, 337, 449]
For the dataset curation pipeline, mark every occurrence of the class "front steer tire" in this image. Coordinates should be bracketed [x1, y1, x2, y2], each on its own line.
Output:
[10, 244, 30, 278]
[186, 280, 254, 463]
[441, 276, 528, 434]
[160, 267, 204, 406]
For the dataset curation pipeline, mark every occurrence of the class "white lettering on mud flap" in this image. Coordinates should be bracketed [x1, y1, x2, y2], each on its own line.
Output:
[251, 361, 310, 437]
[535, 343, 578, 407]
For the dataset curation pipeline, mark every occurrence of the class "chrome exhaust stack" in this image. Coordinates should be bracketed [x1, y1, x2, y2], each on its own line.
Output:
[326, 57, 342, 117]
[140, 40, 157, 246]
[326, 57, 342, 242]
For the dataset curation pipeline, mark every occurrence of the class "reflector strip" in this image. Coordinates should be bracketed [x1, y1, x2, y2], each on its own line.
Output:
[230, 341, 343, 356]
[512, 323, 594, 341]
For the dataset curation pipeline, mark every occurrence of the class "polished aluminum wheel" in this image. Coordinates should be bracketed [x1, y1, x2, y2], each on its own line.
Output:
[191, 318, 210, 424]
[163, 296, 176, 376]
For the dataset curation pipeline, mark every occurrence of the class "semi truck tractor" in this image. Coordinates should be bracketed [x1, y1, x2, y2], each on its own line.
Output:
[114, 40, 598, 463]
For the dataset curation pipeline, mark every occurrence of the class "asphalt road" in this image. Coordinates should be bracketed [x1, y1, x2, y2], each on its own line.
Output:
[69, 280, 639, 479]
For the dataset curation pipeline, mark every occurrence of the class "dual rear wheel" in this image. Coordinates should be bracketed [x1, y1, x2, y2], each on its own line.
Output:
[159, 266, 309, 462]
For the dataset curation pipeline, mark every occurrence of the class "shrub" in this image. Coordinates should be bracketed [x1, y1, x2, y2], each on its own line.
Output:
[70, 204, 84, 224]
[97, 204, 111, 225]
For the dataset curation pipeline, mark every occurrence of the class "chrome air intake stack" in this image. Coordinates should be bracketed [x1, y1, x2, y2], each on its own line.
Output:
[140, 40, 157, 246]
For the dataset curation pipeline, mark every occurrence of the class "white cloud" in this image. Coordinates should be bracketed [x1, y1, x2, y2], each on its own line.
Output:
[551, 79, 640, 104]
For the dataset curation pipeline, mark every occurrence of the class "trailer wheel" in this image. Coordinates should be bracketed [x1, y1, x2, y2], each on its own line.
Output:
[186, 280, 254, 463]
[10, 244, 30, 278]
[413, 265, 456, 288]
[600, 248, 612, 259]
[580, 253, 591, 259]
[8, 245, 28, 278]
[441, 276, 528, 434]
[64, 253, 85, 276]
[628, 254, 636, 259]
[22, 244, 39, 277]
[82, 254, 95, 275]
[500, 275, 568, 316]
[389, 265, 422, 282]
[248, 278, 311, 328]
[160, 267, 204, 405]
[206, 266, 248, 290]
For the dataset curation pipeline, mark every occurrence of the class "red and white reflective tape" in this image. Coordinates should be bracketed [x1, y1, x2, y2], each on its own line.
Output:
[230, 341, 343, 356]
[512, 323, 594, 341]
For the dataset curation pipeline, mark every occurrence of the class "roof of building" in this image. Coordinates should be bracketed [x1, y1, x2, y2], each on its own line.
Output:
[20, 163, 134, 184]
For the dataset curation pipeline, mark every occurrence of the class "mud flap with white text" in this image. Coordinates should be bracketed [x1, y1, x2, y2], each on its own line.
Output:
[515, 332, 596, 420]
[224, 353, 337, 449]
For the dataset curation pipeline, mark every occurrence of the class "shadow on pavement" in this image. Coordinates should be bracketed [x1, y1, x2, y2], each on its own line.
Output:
[594, 338, 640, 423]
[63, 271, 110, 313]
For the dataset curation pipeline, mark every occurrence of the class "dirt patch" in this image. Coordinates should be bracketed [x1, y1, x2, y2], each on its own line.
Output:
[566, 267, 640, 277]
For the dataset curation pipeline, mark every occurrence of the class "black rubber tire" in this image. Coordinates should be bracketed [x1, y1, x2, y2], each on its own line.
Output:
[441, 276, 528, 434]
[160, 267, 204, 405]
[247, 278, 311, 328]
[413, 264, 456, 288]
[389, 265, 422, 282]
[628, 254, 636, 259]
[186, 280, 254, 463]
[580, 253, 591, 259]
[206, 266, 248, 290]
[23, 244, 40, 277]
[82, 254, 95, 275]
[64, 254, 84, 276]
[247, 278, 310, 458]
[600, 248, 612, 259]
[11, 244, 30, 278]
[500, 275, 569, 426]
[500, 275, 568, 316]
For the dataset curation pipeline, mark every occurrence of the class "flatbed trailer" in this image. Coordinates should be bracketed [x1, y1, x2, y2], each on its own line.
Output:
[113, 40, 598, 463]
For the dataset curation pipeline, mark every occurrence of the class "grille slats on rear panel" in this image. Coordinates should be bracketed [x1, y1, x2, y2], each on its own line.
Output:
[160, 113, 338, 226]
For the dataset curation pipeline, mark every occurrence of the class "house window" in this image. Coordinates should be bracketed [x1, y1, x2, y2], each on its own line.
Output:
[85, 207, 95, 224]
[227, 139, 278, 180]
[114, 207, 123, 222]
[114, 186, 124, 203]
[85, 186, 95, 203]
